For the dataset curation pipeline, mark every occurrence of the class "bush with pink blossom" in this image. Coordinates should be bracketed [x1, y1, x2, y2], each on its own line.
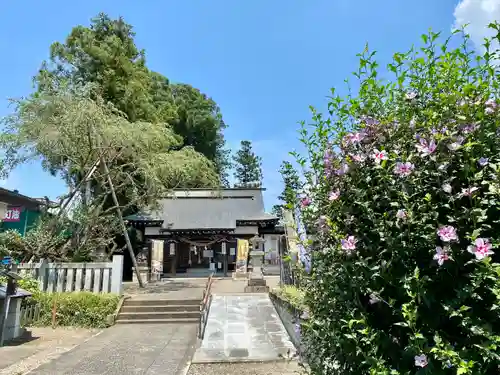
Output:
[295, 26, 500, 374]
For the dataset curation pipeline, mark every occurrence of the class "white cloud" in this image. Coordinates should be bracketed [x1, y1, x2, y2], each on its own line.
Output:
[453, 0, 500, 50]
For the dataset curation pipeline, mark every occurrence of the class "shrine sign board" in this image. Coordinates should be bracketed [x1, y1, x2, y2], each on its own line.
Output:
[3, 206, 22, 222]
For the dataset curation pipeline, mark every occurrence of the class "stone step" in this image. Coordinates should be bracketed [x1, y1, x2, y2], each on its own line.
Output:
[124, 299, 200, 307]
[121, 305, 200, 313]
[115, 318, 199, 325]
[118, 311, 200, 320]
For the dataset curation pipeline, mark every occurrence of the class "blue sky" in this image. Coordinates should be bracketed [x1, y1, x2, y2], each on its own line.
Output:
[0, 0, 495, 209]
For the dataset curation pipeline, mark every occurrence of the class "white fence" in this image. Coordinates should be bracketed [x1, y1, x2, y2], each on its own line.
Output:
[16, 255, 124, 295]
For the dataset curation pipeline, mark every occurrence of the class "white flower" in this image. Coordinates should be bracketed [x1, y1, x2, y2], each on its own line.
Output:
[442, 183, 452, 194]
[414, 354, 428, 367]
[372, 149, 388, 164]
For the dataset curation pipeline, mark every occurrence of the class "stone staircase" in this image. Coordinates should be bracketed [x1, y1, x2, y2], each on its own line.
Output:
[116, 298, 201, 324]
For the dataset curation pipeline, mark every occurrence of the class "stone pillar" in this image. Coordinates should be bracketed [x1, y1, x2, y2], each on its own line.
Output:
[245, 236, 269, 293]
[150, 240, 164, 281]
[0, 297, 23, 342]
[132, 266, 150, 285]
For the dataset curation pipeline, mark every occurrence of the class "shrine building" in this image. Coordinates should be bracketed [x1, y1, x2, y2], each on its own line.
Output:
[126, 188, 285, 278]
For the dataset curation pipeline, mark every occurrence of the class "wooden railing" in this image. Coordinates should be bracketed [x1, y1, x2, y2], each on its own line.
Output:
[198, 273, 214, 339]
[16, 255, 124, 294]
[20, 304, 42, 327]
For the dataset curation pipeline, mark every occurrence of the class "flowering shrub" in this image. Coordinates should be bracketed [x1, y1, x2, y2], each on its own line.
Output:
[295, 27, 500, 374]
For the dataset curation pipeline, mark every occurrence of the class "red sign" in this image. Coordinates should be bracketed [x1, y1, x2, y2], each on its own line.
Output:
[4, 207, 22, 222]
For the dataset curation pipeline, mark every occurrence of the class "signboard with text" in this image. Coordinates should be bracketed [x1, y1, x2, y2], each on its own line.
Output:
[3, 207, 22, 222]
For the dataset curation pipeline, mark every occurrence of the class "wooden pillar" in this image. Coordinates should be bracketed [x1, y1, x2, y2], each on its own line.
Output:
[169, 242, 176, 276]
[222, 241, 228, 277]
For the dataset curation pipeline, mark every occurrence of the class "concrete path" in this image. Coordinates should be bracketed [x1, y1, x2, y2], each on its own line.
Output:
[124, 279, 206, 300]
[27, 324, 198, 375]
[193, 294, 295, 363]
[0, 327, 99, 375]
[187, 362, 304, 375]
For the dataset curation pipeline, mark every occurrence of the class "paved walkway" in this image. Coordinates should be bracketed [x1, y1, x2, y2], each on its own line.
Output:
[0, 327, 99, 375]
[27, 324, 198, 375]
[124, 279, 206, 300]
[193, 294, 295, 363]
[187, 362, 304, 375]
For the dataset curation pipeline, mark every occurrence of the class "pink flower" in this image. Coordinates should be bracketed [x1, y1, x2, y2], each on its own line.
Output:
[485, 98, 497, 107]
[329, 190, 340, 201]
[396, 209, 407, 219]
[323, 148, 336, 176]
[372, 149, 388, 164]
[300, 197, 311, 208]
[335, 163, 350, 176]
[460, 187, 478, 197]
[414, 354, 428, 368]
[343, 132, 365, 145]
[394, 162, 414, 177]
[485, 98, 497, 114]
[437, 226, 458, 242]
[434, 246, 451, 266]
[351, 153, 366, 163]
[461, 123, 477, 134]
[467, 238, 494, 260]
[341, 236, 357, 252]
[415, 138, 437, 156]
[485, 106, 495, 115]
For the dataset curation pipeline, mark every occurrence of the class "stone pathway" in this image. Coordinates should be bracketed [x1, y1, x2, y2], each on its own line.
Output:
[187, 362, 304, 375]
[193, 294, 295, 363]
[0, 327, 99, 375]
[124, 278, 206, 300]
[27, 324, 198, 375]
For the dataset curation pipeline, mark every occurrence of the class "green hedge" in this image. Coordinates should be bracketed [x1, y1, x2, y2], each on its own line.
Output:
[1, 275, 120, 328]
[271, 285, 306, 310]
[33, 292, 120, 328]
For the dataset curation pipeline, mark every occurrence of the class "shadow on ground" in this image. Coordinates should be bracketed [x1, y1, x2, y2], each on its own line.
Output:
[3, 330, 40, 347]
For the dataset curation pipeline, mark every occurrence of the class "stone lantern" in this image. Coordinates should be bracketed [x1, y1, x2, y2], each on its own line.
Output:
[244, 234, 269, 293]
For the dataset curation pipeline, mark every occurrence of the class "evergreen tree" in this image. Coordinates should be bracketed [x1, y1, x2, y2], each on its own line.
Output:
[35, 13, 229, 185]
[271, 204, 284, 220]
[277, 161, 301, 209]
[232, 140, 262, 187]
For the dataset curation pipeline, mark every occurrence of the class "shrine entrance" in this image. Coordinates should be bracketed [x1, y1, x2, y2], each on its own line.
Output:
[159, 231, 239, 278]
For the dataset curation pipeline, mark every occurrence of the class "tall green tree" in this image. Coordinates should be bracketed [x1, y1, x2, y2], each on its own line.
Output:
[0, 87, 218, 261]
[232, 140, 262, 187]
[277, 161, 301, 209]
[34, 13, 229, 184]
[270, 204, 284, 220]
[170, 84, 230, 185]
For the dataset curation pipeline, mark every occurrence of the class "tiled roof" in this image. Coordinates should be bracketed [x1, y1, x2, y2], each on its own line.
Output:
[149, 188, 278, 230]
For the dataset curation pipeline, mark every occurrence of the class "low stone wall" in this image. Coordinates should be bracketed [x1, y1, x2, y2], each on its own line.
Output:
[268, 292, 303, 353]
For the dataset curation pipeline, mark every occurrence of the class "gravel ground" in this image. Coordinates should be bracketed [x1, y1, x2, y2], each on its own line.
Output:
[0, 327, 100, 375]
[187, 361, 304, 375]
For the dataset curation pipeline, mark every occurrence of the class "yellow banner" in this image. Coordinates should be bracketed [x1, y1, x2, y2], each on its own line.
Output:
[236, 239, 249, 266]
